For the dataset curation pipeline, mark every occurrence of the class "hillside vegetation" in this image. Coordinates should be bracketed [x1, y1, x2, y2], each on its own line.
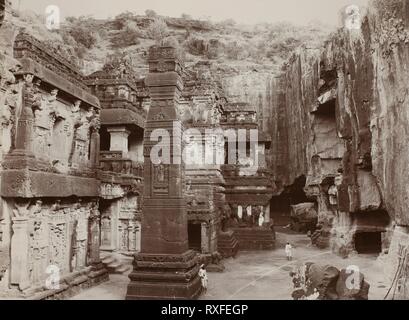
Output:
[9, 8, 334, 77]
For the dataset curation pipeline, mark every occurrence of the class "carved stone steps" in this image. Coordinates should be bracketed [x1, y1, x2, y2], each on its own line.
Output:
[101, 255, 115, 264]
[232, 227, 275, 250]
[218, 230, 239, 258]
[100, 253, 133, 275]
[115, 265, 133, 274]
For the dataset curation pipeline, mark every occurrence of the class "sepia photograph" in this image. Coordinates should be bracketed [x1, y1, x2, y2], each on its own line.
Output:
[0, 0, 407, 310]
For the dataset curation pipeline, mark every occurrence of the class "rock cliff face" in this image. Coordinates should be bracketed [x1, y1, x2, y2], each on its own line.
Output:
[268, 0, 409, 291]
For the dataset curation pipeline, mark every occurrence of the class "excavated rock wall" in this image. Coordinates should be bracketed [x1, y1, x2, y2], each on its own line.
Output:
[268, 0, 409, 290]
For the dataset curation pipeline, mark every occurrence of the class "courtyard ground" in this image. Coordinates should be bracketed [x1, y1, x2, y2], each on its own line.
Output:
[71, 230, 390, 300]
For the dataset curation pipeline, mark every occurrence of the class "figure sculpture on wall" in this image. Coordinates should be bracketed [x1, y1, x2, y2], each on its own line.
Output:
[71, 106, 94, 165]
[70, 220, 78, 272]
[31, 88, 59, 160]
[28, 200, 48, 285]
[156, 162, 165, 182]
[192, 102, 209, 124]
[0, 61, 22, 156]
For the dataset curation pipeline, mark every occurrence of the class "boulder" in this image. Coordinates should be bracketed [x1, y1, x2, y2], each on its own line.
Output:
[291, 263, 371, 300]
[336, 268, 370, 300]
[290, 203, 318, 233]
[306, 264, 340, 299]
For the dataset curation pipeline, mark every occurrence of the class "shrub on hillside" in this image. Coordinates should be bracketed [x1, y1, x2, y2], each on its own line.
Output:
[145, 9, 157, 18]
[225, 41, 240, 60]
[113, 11, 136, 29]
[184, 35, 207, 56]
[162, 36, 185, 61]
[146, 18, 169, 45]
[206, 39, 223, 60]
[112, 21, 143, 47]
[65, 24, 99, 49]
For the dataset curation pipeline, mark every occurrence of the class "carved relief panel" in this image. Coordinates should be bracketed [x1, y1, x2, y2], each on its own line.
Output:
[152, 163, 169, 195]
[28, 201, 49, 285]
[71, 107, 93, 166]
[31, 89, 59, 160]
[48, 209, 70, 275]
[100, 211, 112, 248]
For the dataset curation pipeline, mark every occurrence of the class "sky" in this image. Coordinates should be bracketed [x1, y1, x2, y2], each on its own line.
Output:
[11, 0, 370, 26]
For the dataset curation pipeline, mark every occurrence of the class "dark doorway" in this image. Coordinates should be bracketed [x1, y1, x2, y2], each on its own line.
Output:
[188, 223, 201, 252]
[354, 232, 382, 254]
[100, 127, 110, 151]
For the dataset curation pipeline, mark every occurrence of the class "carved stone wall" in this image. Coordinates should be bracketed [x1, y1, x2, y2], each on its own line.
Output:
[179, 64, 226, 256]
[99, 184, 142, 254]
[0, 27, 107, 298]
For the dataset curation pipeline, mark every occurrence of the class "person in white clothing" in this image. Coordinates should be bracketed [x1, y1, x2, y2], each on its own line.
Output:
[198, 264, 208, 293]
[285, 242, 293, 261]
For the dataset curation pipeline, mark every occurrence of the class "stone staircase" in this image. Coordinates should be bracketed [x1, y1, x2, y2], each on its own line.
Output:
[232, 227, 275, 250]
[218, 230, 239, 258]
[100, 252, 133, 275]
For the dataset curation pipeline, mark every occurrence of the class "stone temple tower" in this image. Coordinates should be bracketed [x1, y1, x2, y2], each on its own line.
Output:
[126, 46, 202, 300]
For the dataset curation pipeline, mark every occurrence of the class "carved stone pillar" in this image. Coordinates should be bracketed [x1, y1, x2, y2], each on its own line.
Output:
[126, 46, 201, 300]
[11, 78, 35, 156]
[88, 207, 101, 265]
[10, 216, 30, 290]
[108, 127, 130, 156]
[201, 222, 210, 254]
[89, 110, 101, 168]
[89, 131, 100, 168]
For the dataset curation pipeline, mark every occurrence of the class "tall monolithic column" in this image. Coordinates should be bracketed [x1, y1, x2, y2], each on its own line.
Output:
[126, 46, 201, 300]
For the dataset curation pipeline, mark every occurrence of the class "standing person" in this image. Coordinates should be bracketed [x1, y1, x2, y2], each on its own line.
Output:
[198, 264, 208, 293]
[285, 242, 293, 261]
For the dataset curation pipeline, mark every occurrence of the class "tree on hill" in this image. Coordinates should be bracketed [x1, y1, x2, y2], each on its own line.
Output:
[146, 17, 169, 45]
[145, 9, 157, 18]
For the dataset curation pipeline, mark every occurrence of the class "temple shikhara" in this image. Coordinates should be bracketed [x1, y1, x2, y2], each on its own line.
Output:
[1, 0, 409, 301]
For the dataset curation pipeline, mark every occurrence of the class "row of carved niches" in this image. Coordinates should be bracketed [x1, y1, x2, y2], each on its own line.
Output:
[221, 111, 258, 124]
[9, 197, 100, 288]
[89, 82, 140, 105]
[23, 74, 100, 173]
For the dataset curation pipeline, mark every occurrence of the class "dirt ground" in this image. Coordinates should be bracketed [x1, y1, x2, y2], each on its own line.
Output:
[71, 230, 390, 300]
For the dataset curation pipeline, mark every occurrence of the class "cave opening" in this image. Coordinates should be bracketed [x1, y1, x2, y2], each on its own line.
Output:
[351, 210, 390, 254]
[354, 232, 382, 254]
[270, 176, 310, 226]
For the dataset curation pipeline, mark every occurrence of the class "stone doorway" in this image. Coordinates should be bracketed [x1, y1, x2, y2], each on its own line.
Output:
[354, 232, 382, 254]
[188, 223, 201, 251]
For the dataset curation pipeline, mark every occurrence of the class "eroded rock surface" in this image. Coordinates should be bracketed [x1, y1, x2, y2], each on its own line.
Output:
[271, 0, 409, 298]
